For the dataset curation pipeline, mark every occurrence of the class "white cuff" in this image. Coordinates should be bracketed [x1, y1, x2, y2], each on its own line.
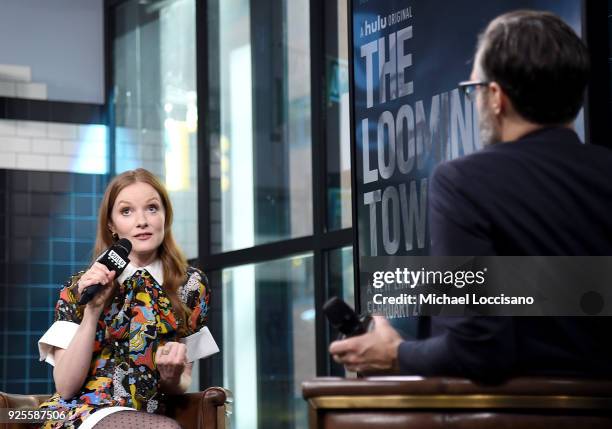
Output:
[179, 326, 220, 362]
[38, 321, 79, 366]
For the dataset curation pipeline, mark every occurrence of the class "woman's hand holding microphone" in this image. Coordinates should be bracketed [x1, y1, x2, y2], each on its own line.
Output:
[77, 262, 117, 314]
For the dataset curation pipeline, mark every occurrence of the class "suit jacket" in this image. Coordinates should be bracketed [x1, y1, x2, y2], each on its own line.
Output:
[398, 127, 612, 381]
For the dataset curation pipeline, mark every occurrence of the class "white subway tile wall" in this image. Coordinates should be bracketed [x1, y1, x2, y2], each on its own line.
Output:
[15, 82, 47, 100]
[17, 121, 47, 138]
[0, 81, 16, 97]
[48, 123, 79, 140]
[0, 136, 30, 153]
[0, 119, 108, 174]
[17, 153, 47, 170]
[0, 152, 16, 168]
[0, 64, 47, 100]
[0, 64, 32, 82]
[31, 138, 62, 154]
[62, 140, 81, 156]
[47, 155, 75, 172]
[0, 120, 16, 136]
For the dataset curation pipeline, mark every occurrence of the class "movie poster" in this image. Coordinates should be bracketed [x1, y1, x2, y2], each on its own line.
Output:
[349, 0, 583, 314]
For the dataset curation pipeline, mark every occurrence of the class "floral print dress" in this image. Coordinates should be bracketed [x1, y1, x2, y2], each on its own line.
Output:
[38, 265, 210, 429]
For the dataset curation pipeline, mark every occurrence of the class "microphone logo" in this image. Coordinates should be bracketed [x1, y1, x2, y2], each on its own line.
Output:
[108, 250, 127, 269]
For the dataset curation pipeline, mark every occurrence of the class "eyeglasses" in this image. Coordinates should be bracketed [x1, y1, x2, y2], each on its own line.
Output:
[458, 80, 490, 102]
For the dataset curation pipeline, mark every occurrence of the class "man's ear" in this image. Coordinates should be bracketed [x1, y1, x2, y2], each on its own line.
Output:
[487, 82, 504, 116]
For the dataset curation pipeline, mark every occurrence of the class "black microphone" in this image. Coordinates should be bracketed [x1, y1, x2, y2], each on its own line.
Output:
[323, 296, 372, 338]
[78, 238, 132, 305]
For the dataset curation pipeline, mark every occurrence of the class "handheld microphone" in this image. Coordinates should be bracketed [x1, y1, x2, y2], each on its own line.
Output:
[78, 238, 132, 305]
[323, 296, 372, 338]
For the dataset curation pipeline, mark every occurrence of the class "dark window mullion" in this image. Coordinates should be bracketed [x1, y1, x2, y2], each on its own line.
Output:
[195, 0, 220, 391]
[310, 0, 331, 377]
[104, 1, 116, 177]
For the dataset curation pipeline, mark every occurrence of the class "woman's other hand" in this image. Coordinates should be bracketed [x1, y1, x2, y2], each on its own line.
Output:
[155, 342, 187, 383]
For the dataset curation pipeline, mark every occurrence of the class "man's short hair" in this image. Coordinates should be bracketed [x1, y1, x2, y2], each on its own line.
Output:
[476, 10, 589, 125]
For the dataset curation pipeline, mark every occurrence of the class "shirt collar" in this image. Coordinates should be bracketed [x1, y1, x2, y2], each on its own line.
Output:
[117, 259, 164, 285]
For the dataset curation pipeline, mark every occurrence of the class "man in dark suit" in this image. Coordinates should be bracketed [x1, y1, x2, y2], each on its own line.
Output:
[330, 10, 612, 380]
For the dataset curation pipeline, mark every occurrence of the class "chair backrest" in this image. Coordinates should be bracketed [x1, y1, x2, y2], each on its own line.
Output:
[302, 377, 612, 429]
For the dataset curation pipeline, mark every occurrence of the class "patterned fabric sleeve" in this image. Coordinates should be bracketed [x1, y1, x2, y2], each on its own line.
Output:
[54, 271, 85, 323]
[179, 267, 211, 335]
[38, 271, 86, 365]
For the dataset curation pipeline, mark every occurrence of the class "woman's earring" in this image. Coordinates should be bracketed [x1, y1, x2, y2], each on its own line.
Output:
[111, 232, 119, 241]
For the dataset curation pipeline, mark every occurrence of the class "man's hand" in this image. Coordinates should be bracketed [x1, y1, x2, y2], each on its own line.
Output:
[329, 316, 403, 373]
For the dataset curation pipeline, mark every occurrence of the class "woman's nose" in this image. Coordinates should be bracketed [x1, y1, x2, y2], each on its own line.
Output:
[136, 210, 149, 227]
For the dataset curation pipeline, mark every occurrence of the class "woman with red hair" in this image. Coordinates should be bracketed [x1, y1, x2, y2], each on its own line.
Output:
[37, 168, 215, 429]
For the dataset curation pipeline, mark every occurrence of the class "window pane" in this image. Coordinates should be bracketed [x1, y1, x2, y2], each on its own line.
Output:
[112, 0, 198, 258]
[223, 254, 315, 429]
[325, 0, 351, 230]
[208, 0, 313, 253]
[328, 246, 354, 307]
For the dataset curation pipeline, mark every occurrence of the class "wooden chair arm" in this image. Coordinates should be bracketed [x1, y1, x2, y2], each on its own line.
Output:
[0, 392, 51, 429]
[165, 387, 233, 429]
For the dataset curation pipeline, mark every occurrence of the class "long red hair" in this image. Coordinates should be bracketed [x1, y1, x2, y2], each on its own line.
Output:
[93, 168, 190, 329]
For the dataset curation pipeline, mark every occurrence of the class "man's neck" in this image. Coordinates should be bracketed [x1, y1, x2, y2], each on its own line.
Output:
[501, 119, 571, 142]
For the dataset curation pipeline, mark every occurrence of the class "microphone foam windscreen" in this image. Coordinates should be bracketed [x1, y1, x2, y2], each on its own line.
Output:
[114, 238, 132, 256]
